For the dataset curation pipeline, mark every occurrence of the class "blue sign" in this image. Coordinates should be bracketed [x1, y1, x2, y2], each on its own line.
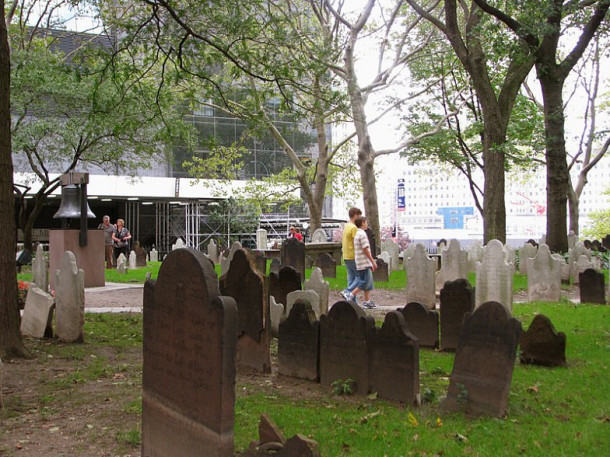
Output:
[436, 207, 474, 229]
[397, 179, 405, 212]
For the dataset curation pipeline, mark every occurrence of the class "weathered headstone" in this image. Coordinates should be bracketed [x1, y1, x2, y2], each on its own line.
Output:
[278, 301, 320, 381]
[142, 248, 238, 457]
[220, 249, 271, 372]
[504, 244, 516, 275]
[572, 255, 593, 285]
[519, 243, 538, 275]
[519, 314, 566, 367]
[304, 267, 330, 316]
[207, 239, 219, 264]
[403, 243, 417, 271]
[281, 237, 305, 282]
[568, 231, 578, 250]
[439, 278, 474, 352]
[32, 244, 48, 293]
[311, 228, 327, 243]
[442, 301, 522, 417]
[381, 239, 400, 271]
[399, 302, 439, 349]
[269, 258, 281, 275]
[527, 244, 562, 302]
[172, 238, 186, 250]
[379, 251, 392, 272]
[551, 253, 571, 284]
[372, 257, 389, 282]
[256, 229, 268, 250]
[220, 241, 242, 276]
[149, 248, 159, 262]
[269, 296, 284, 338]
[286, 290, 320, 319]
[579, 268, 606, 304]
[475, 240, 513, 312]
[269, 266, 302, 310]
[315, 252, 336, 279]
[55, 251, 85, 343]
[369, 311, 420, 405]
[305, 255, 314, 270]
[438, 239, 468, 288]
[251, 250, 267, 275]
[319, 301, 375, 394]
[117, 252, 127, 274]
[129, 250, 137, 270]
[20, 283, 54, 339]
[467, 240, 484, 273]
[569, 241, 591, 282]
[405, 244, 436, 309]
[135, 241, 147, 267]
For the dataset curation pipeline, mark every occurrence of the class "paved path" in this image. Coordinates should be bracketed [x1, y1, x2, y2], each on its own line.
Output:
[85, 282, 144, 313]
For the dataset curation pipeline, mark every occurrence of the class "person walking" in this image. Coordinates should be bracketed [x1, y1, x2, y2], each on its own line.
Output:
[340, 207, 362, 302]
[98, 215, 116, 269]
[112, 219, 132, 263]
[348, 216, 378, 309]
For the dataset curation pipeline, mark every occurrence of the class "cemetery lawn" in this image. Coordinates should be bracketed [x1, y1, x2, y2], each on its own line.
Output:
[2, 303, 608, 456]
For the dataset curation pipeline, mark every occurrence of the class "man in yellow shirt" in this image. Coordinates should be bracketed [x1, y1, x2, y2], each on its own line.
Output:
[340, 207, 362, 302]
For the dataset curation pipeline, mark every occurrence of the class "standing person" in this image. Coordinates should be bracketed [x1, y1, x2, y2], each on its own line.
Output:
[288, 226, 296, 238]
[112, 219, 132, 263]
[293, 227, 303, 242]
[340, 207, 362, 301]
[349, 216, 378, 309]
[98, 215, 116, 269]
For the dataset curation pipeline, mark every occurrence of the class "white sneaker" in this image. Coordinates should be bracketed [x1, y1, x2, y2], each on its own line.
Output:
[363, 301, 377, 309]
[340, 290, 350, 300]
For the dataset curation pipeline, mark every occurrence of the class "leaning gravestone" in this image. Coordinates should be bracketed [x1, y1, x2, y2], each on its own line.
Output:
[475, 240, 513, 312]
[579, 268, 606, 304]
[142, 248, 238, 457]
[315, 252, 336, 278]
[572, 255, 593, 285]
[269, 266, 302, 310]
[305, 254, 314, 270]
[319, 300, 375, 394]
[311, 228, 327, 243]
[220, 241, 243, 277]
[278, 301, 320, 381]
[207, 239, 219, 264]
[467, 241, 484, 273]
[269, 296, 284, 338]
[442, 301, 522, 417]
[373, 257, 389, 282]
[520, 314, 566, 367]
[406, 244, 436, 310]
[304, 267, 330, 315]
[399, 302, 439, 349]
[286, 290, 320, 320]
[55, 251, 85, 343]
[438, 239, 468, 288]
[439, 279, 475, 352]
[381, 239, 400, 271]
[129, 250, 137, 270]
[519, 243, 538, 275]
[20, 283, 54, 339]
[369, 311, 420, 405]
[281, 237, 305, 282]
[527, 244, 561, 302]
[220, 249, 271, 373]
[32, 244, 48, 293]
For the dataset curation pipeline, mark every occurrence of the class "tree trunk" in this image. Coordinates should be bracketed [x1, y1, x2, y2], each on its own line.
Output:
[567, 185, 579, 236]
[482, 129, 507, 244]
[538, 71, 569, 253]
[0, 2, 30, 359]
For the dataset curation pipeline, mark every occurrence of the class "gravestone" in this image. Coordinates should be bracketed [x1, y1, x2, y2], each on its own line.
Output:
[527, 244, 562, 302]
[286, 290, 320, 319]
[172, 238, 186, 250]
[369, 311, 420, 405]
[142, 248, 238, 457]
[55, 251, 85, 343]
[129, 250, 137, 270]
[311, 228, 327, 243]
[568, 231, 578, 250]
[269, 296, 284, 338]
[365, 228, 377, 257]
[399, 302, 439, 349]
[520, 314, 566, 367]
[281, 237, 305, 282]
[269, 258, 281, 275]
[442, 301, 522, 417]
[381, 239, 400, 271]
[475, 240, 513, 312]
[583, 239, 592, 249]
[551, 253, 571, 284]
[319, 300, 375, 394]
[220, 249, 271, 373]
[372, 257, 389, 282]
[315, 252, 336, 278]
[251, 250, 267, 275]
[504, 244, 516, 275]
[579, 268, 606, 304]
[278, 301, 320, 381]
[304, 267, 330, 316]
[116, 254, 127, 274]
[602, 234, 610, 250]
[569, 241, 591, 281]
[519, 243, 538, 275]
[572, 255, 593, 285]
[379, 251, 392, 272]
[32, 244, 48, 293]
[20, 283, 54, 339]
[269, 266, 302, 309]
[256, 229, 268, 250]
[402, 243, 417, 271]
[220, 241, 242, 276]
[439, 279, 475, 352]
[207, 239, 219, 264]
[405, 244, 436, 309]
[438, 239, 468, 288]
[305, 255, 314, 270]
[467, 240, 484, 273]
[150, 248, 159, 262]
[135, 241, 147, 267]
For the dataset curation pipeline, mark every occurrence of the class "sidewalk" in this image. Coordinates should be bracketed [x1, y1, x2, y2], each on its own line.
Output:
[85, 282, 144, 313]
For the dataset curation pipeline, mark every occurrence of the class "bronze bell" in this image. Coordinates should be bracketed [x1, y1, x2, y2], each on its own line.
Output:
[53, 184, 96, 219]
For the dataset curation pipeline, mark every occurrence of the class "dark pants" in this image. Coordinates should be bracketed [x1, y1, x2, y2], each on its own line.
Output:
[105, 245, 114, 269]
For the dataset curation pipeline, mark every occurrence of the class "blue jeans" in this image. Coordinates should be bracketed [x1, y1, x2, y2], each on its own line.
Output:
[344, 259, 358, 292]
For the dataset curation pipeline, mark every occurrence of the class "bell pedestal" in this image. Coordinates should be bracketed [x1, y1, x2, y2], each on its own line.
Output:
[49, 230, 105, 289]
